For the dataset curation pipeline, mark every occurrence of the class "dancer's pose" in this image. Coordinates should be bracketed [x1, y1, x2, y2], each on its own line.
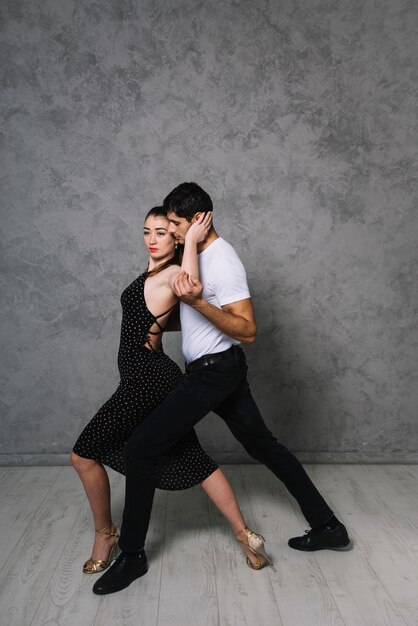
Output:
[93, 183, 350, 596]
[72, 207, 270, 576]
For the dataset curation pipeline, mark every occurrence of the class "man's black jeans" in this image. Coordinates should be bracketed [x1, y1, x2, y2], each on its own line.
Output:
[119, 345, 333, 552]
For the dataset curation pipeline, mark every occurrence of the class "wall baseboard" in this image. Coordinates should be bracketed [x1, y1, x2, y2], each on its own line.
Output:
[0, 451, 417, 466]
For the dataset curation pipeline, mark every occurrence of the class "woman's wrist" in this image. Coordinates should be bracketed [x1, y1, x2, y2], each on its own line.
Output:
[184, 235, 199, 247]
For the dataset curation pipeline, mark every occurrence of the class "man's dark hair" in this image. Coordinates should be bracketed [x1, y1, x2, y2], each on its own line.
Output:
[163, 182, 213, 222]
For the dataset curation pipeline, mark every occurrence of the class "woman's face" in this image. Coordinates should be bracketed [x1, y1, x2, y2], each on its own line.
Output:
[143, 215, 175, 262]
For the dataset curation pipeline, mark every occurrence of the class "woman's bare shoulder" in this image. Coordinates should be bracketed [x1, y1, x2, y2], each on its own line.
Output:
[164, 263, 181, 275]
[149, 264, 181, 287]
[162, 264, 181, 281]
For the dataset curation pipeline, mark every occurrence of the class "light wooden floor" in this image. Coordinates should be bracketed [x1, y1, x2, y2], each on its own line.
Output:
[0, 464, 417, 626]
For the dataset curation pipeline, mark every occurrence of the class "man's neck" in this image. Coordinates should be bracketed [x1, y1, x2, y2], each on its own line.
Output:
[196, 228, 219, 254]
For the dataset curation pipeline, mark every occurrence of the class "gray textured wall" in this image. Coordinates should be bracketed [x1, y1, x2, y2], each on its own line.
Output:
[1, 0, 417, 464]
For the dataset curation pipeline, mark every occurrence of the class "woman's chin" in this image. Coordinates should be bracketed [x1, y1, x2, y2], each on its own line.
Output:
[149, 251, 175, 262]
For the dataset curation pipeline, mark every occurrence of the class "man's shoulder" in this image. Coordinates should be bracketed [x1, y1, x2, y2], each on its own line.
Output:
[204, 237, 243, 263]
[201, 239, 248, 293]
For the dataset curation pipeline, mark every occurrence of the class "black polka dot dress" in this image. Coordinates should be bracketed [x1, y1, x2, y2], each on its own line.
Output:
[73, 272, 218, 490]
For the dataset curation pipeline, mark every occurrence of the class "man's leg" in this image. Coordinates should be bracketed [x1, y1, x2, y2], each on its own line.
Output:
[119, 374, 216, 552]
[93, 354, 244, 594]
[214, 378, 334, 527]
[213, 354, 349, 549]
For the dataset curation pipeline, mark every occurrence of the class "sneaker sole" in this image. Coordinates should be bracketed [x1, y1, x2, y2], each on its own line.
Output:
[289, 540, 353, 552]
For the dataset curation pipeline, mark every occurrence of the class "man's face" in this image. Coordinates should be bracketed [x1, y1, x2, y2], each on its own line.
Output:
[167, 210, 193, 245]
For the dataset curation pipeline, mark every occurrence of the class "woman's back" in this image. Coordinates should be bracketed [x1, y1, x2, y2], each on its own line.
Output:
[119, 266, 179, 365]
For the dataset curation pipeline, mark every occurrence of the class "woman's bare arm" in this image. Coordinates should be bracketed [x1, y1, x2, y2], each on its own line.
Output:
[178, 212, 212, 278]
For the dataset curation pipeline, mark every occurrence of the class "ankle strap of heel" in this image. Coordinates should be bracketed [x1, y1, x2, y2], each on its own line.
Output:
[95, 524, 120, 538]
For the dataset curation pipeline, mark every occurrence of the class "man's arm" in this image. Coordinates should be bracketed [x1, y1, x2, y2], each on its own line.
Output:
[173, 272, 256, 344]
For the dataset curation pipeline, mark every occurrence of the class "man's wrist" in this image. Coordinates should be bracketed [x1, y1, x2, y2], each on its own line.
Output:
[189, 297, 206, 309]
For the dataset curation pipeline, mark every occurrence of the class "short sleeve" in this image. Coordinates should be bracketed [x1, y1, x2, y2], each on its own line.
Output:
[212, 253, 251, 306]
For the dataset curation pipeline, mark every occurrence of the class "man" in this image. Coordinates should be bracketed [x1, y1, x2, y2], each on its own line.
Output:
[93, 182, 350, 595]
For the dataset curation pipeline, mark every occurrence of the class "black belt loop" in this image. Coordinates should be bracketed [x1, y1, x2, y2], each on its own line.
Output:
[185, 345, 236, 373]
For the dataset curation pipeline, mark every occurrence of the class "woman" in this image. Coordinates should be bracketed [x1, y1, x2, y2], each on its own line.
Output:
[72, 207, 271, 574]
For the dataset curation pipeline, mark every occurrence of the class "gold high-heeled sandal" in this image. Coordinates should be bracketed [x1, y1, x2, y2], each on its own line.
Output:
[83, 523, 120, 574]
[236, 527, 272, 570]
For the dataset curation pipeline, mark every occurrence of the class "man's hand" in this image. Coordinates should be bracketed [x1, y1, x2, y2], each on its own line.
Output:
[173, 271, 203, 306]
[173, 271, 257, 344]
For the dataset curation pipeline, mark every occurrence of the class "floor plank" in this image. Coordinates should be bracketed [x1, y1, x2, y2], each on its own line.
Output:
[94, 488, 167, 626]
[401, 606, 418, 626]
[0, 467, 85, 626]
[208, 466, 283, 626]
[30, 469, 123, 626]
[0, 466, 62, 570]
[401, 465, 418, 481]
[0, 466, 24, 491]
[311, 465, 418, 609]
[307, 465, 410, 626]
[157, 486, 219, 626]
[0, 464, 417, 626]
[341, 465, 418, 616]
[241, 465, 346, 626]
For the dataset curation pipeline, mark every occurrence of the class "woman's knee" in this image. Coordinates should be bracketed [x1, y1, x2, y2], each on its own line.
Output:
[71, 450, 96, 473]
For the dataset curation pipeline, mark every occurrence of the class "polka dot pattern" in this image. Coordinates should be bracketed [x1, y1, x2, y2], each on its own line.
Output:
[73, 272, 218, 490]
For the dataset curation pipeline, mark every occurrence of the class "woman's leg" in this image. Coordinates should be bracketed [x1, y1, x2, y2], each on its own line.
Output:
[71, 452, 119, 569]
[201, 468, 270, 568]
[201, 468, 246, 532]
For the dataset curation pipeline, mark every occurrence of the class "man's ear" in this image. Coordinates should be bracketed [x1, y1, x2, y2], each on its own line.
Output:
[193, 211, 203, 222]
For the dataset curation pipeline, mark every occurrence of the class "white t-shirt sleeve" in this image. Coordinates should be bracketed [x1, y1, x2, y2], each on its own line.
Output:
[211, 253, 251, 306]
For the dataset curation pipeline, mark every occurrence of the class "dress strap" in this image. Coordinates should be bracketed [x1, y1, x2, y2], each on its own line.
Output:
[142, 274, 176, 349]
[154, 303, 177, 319]
[147, 303, 177, 336]
[147, 320, 164, 336]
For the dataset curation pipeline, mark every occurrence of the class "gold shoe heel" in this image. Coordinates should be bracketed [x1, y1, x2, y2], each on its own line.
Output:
[83, 523, 120, 575]
[236, 527, 272, 570]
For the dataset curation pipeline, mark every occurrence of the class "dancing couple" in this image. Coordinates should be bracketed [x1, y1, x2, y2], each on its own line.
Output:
[72, 182, 350, 595]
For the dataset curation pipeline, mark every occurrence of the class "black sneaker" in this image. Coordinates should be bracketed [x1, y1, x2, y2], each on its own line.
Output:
[288, 522, 351, 551]
[92, 550, 148, 595]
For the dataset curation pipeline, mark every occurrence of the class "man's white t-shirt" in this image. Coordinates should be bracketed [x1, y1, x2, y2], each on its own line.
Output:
[181, 237, 251, 363]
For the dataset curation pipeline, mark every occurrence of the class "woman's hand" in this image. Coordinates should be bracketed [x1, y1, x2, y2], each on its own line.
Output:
[185, 212, 212, 245]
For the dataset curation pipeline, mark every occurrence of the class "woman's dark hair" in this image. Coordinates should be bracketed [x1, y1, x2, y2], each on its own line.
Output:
[144, 206, 182, 277]
[163, 182, 213, 222]
[145, 205, 168, 221]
